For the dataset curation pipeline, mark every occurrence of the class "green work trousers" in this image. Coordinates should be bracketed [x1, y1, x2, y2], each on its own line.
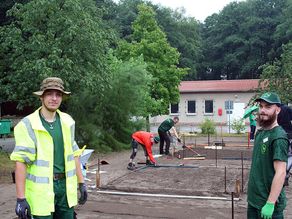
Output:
[247, 203, 284, 219]
[32, 178, 74, 219]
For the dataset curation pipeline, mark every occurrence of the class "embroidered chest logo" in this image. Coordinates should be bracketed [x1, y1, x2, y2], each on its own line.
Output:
[261, 143, 267, 154]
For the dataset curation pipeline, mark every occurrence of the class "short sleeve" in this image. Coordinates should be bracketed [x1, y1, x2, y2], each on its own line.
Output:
[273, 138, 289, 162]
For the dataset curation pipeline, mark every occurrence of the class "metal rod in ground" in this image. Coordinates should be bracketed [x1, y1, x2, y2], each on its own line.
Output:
[215, 144, 218, 168]
[150, 164, 198, 168]
[241, 152, 244, 192]
[224, 166, 227, 193]
[96, 190, 240, 201]
[231, 192, 234, 219]
[182, 145, 185, 161]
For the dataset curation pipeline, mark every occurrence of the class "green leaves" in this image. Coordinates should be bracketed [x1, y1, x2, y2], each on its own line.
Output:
[260, 42, 292, 103]
[0, 0, 109, 107]
[115, 3, 187, 116]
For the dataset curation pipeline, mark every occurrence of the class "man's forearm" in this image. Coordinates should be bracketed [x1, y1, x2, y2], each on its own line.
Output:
[171, 127, 179, 138]
[75, 157, 85, 183]
[268, 162, 286, 203]
[15, 162, 27, 199]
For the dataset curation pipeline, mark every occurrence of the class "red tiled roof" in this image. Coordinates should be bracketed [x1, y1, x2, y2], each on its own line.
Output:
[180, 79, 260, 93]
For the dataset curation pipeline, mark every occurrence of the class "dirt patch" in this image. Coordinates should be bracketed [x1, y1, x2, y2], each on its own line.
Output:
[77, 145, 292, 219]
[2, 144, 292, 219]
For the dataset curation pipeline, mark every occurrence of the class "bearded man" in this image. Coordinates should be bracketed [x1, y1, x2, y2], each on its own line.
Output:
[247, 92, 289, 219]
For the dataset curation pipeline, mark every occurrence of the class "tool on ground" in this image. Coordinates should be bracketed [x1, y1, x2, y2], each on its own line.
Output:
[181, 144, 206, 160]
[150, 164, 198, 168]
[176, 135, 206, 160]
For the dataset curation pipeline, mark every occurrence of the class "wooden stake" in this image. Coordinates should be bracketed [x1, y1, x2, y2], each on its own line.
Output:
[234, 179, 241, 198]
[96, 158, 100, 188]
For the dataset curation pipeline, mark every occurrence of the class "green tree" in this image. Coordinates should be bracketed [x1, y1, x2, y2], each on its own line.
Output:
[272, 0, 292, 58]
[0, 0, 109, 108]
[115, 4, 187, 115]
[0, 0, 30, 26]
[109, 0, 201, 80]
[200, 0, 286, 80]
[101, 55, 152, 145]
[259, 42, 292, 103]
[155, 7, 201, 80]
[67, 55, 152, 152]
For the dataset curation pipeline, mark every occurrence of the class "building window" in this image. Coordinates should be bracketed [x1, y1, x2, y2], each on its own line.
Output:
[170, 103, 179, 114]
[205, 100, 213, 114]
[225, 100, 234, 110]
[187, 100, 196, 114]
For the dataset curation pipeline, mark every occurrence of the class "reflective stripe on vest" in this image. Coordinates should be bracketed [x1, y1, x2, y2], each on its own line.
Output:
[70, 125, 75, 147]
[14, 146, 36, 154]
[66, 169, 76, 178]
[27, 173, 49, 184]
[67, 154, 74, 162]
[21, 155, 33, 164]
[72, 142, 79, 153]
[22, 117, 37, 146]
[33, 160, 49, 167]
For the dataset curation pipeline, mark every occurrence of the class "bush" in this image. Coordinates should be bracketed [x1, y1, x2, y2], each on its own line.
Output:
[231, 119, 246, 134]
[200, 118, 216, 135]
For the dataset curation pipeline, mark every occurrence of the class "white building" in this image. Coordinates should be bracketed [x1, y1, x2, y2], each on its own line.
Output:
[150, 79, 260, 133]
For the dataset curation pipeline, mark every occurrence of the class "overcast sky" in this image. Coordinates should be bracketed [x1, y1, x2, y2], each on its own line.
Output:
[149, 0, 245, 22]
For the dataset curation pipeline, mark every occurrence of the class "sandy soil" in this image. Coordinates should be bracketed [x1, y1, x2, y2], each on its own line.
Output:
[2, 143, 292, 219]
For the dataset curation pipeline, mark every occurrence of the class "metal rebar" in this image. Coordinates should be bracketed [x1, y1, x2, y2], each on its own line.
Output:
[231, 192, 234, 219]
[241, 152, 244, 192]
[151, 164, 198, 168]
[224, 166, 227, 193]
[215, 143, 218, 168]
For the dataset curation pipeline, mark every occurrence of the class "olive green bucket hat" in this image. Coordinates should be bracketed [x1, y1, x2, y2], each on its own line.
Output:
[255, 92, 281, 106]
[33, 77, 71, 96]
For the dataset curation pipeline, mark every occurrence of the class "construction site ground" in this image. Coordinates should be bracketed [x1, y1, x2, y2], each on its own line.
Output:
[1, 136, 292, 218]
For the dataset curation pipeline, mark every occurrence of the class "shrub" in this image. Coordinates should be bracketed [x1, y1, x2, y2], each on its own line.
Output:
[231, 119, 246, 134]
[200, 118, 216, 135]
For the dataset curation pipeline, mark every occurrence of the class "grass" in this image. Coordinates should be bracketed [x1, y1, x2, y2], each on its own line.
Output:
[0, 150, 15, 183]
[0, 151, 14, 170]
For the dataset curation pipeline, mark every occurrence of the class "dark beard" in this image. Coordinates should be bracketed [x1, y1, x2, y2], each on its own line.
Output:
[258, 111, 277, 128]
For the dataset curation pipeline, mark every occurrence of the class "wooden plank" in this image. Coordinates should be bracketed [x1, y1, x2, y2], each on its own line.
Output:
[183, 157, 205, 160]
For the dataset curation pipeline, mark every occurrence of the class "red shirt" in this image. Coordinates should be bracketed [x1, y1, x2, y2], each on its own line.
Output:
[132, 131, 155, 163]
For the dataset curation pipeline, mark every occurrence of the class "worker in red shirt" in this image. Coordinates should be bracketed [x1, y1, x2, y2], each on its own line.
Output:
[127, 131, 160, 170]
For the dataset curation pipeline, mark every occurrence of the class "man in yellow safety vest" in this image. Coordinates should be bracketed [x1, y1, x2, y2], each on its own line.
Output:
[10, 77, 87, 218]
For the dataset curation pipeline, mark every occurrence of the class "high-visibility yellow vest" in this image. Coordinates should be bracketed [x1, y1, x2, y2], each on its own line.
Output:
[10, 108, 82, 216]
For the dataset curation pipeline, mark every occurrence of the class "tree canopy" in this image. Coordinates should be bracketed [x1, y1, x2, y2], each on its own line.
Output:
[115, 4, 187, 115]
[0, 0, 109, 107]
[0, 0, 292, 152]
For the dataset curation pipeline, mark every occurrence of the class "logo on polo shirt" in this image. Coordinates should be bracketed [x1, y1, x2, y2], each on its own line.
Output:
[261, 143, 267, 154]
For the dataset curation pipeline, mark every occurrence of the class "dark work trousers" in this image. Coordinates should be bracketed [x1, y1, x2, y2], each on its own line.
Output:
[250, 125, 256, 140]
[247, 203, 283, 219]
[130, 139, 147, 161]
[158, 130, 170, 155]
